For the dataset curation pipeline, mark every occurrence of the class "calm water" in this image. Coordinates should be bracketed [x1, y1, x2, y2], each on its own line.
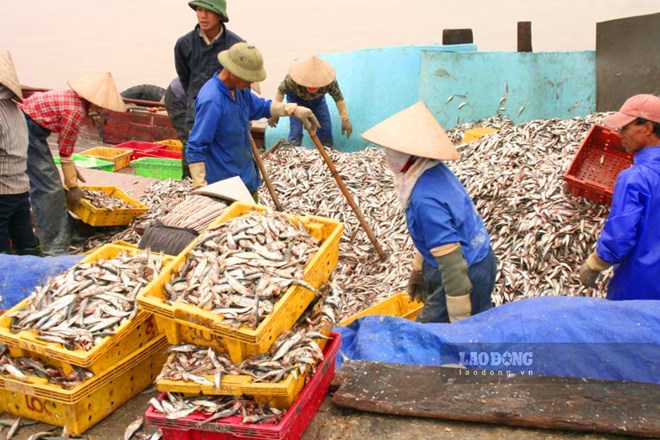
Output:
[2, 0, 658, 97]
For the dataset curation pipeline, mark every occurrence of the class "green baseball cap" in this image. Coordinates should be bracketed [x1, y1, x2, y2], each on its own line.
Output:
[188, 0, 229, 22]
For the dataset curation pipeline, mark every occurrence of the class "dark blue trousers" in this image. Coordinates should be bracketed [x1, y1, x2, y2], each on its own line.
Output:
[285, 93, 333, 147]
[0, 192, 38, 253]
[417, 247, 497, 323]
[25, 116, 73, 255]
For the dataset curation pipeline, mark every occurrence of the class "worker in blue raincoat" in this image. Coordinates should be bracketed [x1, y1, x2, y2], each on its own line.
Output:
[579, 94, 660, 300]
[362, 101, 497, 323]
[186, 43, 320, 201]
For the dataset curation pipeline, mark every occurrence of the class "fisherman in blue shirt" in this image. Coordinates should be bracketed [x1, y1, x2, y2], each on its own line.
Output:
[186, 43, 320, 201]
[579, 94, 660, 301]
[362, 102, 497, 323]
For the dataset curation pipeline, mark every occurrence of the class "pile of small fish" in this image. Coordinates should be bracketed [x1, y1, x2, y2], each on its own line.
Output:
[150, 392, 284, 424]
[0, 344, 92, 388]
[164, 211, 321, 329]
[157, 329, 326, 387]
[157, 288, 338, 387]
[259, 113, 612, 318]
[160, 195, 228, 233]
[81, 189, 133, 209]
[8, 251, 164, 350]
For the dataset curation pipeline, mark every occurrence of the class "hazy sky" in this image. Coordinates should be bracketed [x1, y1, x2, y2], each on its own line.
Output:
[2, 0, 658, 97]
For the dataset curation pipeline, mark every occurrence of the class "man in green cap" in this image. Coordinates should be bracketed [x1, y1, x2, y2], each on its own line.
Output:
[174, 0, 243, 178]
[186, 43, 320, 201]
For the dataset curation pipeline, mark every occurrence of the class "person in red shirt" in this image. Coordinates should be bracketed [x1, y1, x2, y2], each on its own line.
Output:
[19, 72, 125, 255]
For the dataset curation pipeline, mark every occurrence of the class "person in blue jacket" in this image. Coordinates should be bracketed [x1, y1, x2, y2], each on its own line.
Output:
[579, 94, 660, 300]
[362, 101, 497, 323]
[186, 43, 320, 201]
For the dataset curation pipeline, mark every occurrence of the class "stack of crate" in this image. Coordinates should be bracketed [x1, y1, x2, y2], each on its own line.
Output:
[137, 202, 344, 440]
[0, 243, 172, 435]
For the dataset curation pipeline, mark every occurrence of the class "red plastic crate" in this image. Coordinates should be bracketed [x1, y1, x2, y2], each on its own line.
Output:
[140, 148, 183, 160]
[112, 141, 163, 161]
[145, 333, 340, 440]
[564, 125, 633, 205]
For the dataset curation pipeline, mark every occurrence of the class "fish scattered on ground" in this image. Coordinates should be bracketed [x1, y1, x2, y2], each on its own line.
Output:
[123, 416, 143, 440]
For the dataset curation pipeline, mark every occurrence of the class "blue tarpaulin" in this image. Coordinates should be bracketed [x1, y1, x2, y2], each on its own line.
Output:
[335, 297, 660, 384]
[0, 254, 82, 309]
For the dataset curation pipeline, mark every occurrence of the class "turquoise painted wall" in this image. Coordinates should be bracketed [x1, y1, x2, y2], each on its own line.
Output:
[419, 51, 596, 128]
[264, 44, 476, 152]
[264, 48, 596, 152]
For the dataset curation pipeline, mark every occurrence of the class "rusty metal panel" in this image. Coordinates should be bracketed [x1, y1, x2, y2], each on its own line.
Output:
[596, 13, 660, 112]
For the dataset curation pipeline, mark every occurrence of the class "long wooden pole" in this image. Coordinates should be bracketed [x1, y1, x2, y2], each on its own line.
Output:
[249, 132, 283, 211]
[306, 128, 388, 261]
[261, 139, 286, 160]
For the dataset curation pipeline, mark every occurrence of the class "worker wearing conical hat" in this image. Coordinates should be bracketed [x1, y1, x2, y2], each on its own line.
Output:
[19, 72, 125, 255]
[268, 55, 352, 148]
[0, 51, 39, 255]
[362, 101, 496, 323]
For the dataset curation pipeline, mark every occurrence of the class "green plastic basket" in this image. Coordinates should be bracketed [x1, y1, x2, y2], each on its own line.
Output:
[130, 158, 182, 180]
[53, 154, 115, 172]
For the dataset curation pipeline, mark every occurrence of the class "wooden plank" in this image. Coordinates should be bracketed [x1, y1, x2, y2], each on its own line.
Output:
[332, 361, 660, 438]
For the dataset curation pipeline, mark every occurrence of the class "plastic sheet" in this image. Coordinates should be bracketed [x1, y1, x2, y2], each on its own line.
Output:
[0, 254, 82, 309]
[335, 296, 660, 384]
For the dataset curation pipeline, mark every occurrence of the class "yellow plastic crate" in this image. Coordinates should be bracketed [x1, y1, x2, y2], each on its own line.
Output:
[137, 202, 343, 363]
[0, 244, 172, 374]
[79, 146, 132, 171]
[211, 202, 343, 290]
[156, 139, 183, 152]
[155, 326, 335, 409]
[339, 293, 424, 326]
[0, 336, 168, 435]
[67, 185, 148, 227]
[462, 127, 499, 143]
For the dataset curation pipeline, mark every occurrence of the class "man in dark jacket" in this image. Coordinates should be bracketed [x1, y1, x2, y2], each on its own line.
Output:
[174, 0, 244, 179]
[174, 0, 244, 132]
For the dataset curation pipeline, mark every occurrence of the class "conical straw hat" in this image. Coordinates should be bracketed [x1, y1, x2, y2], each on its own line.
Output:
[0, 51, 23, 101]
[361, 101, 459, 161]
[289, 55, 335, 88]
[67, 72, 126, 112]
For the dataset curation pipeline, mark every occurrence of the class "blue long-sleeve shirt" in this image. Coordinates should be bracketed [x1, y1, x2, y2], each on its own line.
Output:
[596, 145, 660, 301]
[186, 73, 272, 192]
[406, 163, 490, 268]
